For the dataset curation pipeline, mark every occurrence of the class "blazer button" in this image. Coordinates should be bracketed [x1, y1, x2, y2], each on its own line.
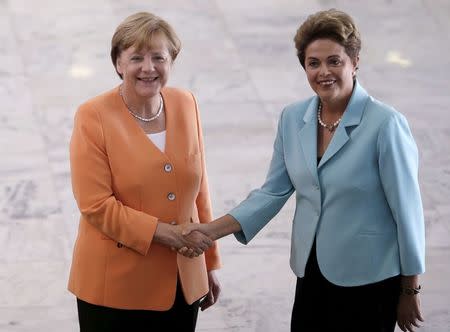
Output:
[164, 163, 173, 172]
[167, 192, 176, 201]
[117, 243, 123, 248]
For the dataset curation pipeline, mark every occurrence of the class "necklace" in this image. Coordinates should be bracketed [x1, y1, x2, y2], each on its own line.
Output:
[119, 86, 163, 122]
[317, 102, 342, 132]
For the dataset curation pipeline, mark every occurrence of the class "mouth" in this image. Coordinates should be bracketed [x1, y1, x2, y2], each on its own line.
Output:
[138, 77, 158, 83]
[318, 79, 336, 87]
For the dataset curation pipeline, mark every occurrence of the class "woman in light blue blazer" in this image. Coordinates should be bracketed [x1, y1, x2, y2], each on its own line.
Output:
[181, 9, 425, 332]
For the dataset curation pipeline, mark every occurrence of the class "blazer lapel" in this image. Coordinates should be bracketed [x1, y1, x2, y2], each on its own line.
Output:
[160, 87, 196, 161]
[298, 98, 319, 182]
[160, 88, 172, 155]
[318, 81, 369, 168]
[318, 122, 349, 168]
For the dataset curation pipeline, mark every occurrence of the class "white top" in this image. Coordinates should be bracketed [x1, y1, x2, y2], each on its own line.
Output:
[146, 130, 166, 152]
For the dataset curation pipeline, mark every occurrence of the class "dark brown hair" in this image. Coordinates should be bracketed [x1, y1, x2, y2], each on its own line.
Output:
[294, 9, 361, 68]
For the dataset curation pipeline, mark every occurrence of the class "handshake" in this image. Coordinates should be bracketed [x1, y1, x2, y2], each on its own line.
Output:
[157, 222, 216, 258]
[156, 215, 239, 258]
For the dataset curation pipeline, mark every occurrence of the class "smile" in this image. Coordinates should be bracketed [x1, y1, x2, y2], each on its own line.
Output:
[318, 80, 336, 86]
[138, 77, 158, 82]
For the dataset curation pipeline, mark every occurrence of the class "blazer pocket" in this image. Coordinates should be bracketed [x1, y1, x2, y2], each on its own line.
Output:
[358, 231, 380, 236]
[100, 235, 124, 249]
[358, 229, 390, 236]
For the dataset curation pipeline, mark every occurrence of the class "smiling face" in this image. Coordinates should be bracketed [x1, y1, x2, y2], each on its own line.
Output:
[304, 38, 358, 105]
[116, 33, 172, 99]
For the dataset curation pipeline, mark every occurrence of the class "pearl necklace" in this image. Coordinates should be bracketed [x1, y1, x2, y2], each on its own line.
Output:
[317, 102, 342, 132]
[119, 86, 163, 122]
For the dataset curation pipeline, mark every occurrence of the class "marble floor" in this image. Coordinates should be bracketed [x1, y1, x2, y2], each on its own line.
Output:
[0, 0, 449, 331]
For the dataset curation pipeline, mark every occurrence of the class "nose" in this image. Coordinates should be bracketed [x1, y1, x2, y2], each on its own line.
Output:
[142, 56, 155, 72]
[318, 63, 331, 76]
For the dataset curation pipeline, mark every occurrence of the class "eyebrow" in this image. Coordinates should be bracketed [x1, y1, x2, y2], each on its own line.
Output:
[306, 54, 342, 60]
[130, 50, 168, 56]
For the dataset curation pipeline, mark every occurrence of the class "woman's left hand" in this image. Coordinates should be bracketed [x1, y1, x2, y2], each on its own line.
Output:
[200, 270, 221, 311]
[397, 293, 424, 332]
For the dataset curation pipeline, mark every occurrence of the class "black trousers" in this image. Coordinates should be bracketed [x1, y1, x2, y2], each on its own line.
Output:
[77, 281, 200, 332]
[291, 241, 401, 332]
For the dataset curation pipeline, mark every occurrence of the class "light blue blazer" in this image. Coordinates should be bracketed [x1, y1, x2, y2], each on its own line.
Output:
[230, 81, 425, 286]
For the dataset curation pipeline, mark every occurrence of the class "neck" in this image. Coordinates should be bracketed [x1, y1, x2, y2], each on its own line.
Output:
[320, 98, 348, 116]
[120, 85, 161, 118]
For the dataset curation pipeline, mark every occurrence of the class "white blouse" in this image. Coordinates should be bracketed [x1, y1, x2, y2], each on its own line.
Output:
[146, 130, 166, 152]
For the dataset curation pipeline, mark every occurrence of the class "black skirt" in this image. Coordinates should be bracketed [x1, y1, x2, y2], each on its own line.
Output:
[291, 239, 401, 332]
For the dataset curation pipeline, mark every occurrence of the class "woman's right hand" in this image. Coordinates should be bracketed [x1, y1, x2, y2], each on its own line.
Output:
[179, 225, 214, 257]
[154, 222, 213, 256]
[178, 214, 242, 258]
[178, 224, 213, 258]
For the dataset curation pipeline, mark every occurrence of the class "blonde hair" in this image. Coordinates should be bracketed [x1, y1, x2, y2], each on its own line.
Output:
[294, 9, 361, 69]
[111, 12, 181, 79]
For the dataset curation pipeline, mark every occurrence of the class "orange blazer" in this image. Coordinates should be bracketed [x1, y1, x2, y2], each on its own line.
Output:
[68, 86, 221, 310]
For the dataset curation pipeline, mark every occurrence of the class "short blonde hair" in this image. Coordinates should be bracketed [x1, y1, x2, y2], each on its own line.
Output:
[294, 9, 361, 69]
[111, 12, 181, 79]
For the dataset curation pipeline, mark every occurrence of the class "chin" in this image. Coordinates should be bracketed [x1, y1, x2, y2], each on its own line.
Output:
[136, 87, 161, 98]
[317, 92, 336, 102]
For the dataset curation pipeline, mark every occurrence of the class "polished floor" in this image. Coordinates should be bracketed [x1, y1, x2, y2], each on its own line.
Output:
[1, 0, 449, 331]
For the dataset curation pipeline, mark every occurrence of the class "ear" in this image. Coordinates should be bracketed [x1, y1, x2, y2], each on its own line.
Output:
[353, 55, 360, 71]
[116, 56, 123, 76]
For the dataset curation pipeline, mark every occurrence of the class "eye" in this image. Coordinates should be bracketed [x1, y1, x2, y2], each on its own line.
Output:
[329, 58, 342, 66]
[307, 60, 319, 68]
[131, 56, 143, 61]
[153, 55, 167, 63]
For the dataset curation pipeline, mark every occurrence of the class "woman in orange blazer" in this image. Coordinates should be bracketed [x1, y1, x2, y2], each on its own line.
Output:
[68, 12, 221, 331]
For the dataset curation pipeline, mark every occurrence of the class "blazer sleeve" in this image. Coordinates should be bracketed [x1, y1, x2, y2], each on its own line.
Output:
[377, 113, 425, 275]
[229, 109, 295, 244]
[70, 103, 158, 256]
[191, 94, 221, 271]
